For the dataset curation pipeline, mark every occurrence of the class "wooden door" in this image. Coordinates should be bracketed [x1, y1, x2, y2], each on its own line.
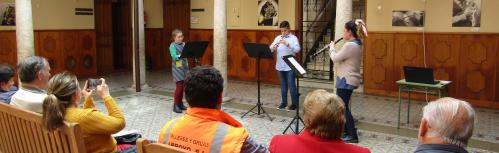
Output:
[94, 0, 114, 74]
[114, 0, 133, 70]
[163, 0, 190, 70]
[164, 0, 190, 42]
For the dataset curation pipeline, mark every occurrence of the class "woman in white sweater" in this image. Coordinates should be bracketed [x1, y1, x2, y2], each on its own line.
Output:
[328, 19, 367, 143]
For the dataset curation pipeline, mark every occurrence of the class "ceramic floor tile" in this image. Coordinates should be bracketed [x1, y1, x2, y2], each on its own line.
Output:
[86, 71, 499, 152]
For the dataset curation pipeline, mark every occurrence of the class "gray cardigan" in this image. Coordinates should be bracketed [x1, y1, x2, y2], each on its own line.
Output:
[329, 40, 363, 87]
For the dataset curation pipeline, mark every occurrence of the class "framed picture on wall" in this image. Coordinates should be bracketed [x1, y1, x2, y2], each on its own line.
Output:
[452, 0, 481, 27]
[392, 10, 425, 27]
[0, 3, 15, 26]
[258, 0, 278, 26]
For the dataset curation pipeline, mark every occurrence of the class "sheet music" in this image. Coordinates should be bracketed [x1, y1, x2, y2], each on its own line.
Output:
[287, 57, 306, 75]
[438, 80, 451, 84]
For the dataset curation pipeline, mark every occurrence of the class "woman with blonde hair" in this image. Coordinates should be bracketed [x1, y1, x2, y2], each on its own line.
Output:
[328, 19, 368, 143]
[41, 72, 127, 153]
[269, 89, 370, 153]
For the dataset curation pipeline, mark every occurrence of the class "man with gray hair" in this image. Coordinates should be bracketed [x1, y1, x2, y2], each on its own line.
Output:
[10, 56, 52, 113]
[415, 97, 475, 153]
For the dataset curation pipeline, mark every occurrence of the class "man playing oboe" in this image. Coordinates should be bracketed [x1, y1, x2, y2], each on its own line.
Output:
[270, 21, 301, 111]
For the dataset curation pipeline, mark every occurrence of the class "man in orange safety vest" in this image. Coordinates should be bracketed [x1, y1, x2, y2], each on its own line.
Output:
[159, 66, 268, 153]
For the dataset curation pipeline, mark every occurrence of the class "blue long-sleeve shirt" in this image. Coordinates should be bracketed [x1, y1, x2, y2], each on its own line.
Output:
[0, 86, 17, 104]
[269, 34, 300, 71]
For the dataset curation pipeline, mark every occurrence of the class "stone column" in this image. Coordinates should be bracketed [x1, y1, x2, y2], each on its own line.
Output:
[132, 0, 148, 90]
[15, 0, 35, 61]
[333, 0, 352, 92]
[214, 0, 228, 97]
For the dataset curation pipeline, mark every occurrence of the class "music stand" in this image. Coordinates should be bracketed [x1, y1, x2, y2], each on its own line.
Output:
[282, 55, 306, 134]
[240, 43, 274, 121]
[180, 41, 209, 66]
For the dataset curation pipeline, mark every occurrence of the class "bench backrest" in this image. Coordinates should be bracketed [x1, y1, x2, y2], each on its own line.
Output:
[137, 139, 191, 153]
[0, 102, 86, 153]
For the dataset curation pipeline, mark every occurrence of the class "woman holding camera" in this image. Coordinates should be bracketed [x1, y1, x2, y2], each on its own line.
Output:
[41, 72, 127, 153]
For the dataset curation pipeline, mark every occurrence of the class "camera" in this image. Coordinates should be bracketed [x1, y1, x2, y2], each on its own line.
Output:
[86, 79, 101, 90]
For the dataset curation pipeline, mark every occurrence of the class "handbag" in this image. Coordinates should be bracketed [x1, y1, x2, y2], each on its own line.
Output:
[114, 131, 142, 145]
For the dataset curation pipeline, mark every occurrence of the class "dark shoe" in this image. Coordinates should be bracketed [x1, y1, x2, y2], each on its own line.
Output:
[173, 104, 182, 113]
[341, 133, 348, 139]
[342, 135, 359, 143]
[178, 102, 187, 110]
[277, 104, 287, 110]
[342, 128, 359, 143]
[287, 105, 297, 111]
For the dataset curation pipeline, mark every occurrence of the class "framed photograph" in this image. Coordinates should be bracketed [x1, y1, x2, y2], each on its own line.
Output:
[0, 3, 15, 26]
[392, 10, 425, 27]
[258, 0, 278, 26]
[453, 0, 481, 27]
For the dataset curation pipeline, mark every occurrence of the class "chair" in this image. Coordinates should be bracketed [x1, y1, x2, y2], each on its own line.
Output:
[137, 138, 191, 153]
[0, 102, 86, 153]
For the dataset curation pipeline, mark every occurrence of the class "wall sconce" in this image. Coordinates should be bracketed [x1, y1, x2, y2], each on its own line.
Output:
[376, 0, 382, 14]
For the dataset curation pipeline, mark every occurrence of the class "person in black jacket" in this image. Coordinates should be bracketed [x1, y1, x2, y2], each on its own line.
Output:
[414, 97, 475, 153]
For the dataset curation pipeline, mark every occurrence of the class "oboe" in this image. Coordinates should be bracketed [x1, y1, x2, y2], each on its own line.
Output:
[310, 38, 344, 59]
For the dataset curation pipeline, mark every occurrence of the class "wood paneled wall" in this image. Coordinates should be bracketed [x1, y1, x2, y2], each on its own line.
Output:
[364, 32, 499, 109]
[0, 30, 97, 77]
[189, 29, 297, 84]
[0, 31, 17, 67]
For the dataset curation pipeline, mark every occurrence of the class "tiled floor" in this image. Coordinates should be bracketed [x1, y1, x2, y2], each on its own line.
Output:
[85, 70, 499, 153]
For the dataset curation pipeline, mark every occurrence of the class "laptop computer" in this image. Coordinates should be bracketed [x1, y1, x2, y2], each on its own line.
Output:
[403, 66, 440, 84]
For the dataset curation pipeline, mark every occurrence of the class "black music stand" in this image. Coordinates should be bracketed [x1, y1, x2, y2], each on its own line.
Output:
[180, 41, 209, 66]
[282, 55, 306, 134]
[240, 43, 274, 121]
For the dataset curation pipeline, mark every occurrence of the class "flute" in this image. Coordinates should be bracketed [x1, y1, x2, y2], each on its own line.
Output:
[272, 35, 285, 49]
[310, 38, 344, 59]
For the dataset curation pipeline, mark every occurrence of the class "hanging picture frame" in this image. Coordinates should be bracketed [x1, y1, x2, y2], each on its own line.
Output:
[0, 3, 15, 26]
[258, 0, 279, 26]
[452, 0, 481, 27]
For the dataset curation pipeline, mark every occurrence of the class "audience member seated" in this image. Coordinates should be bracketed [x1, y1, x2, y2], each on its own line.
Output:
[415, 97, 475, 153]
[158, 66, 268, 153]
[0, 64, 17, 103]
[10, 56, 51, 113]
[269, 89, 370, 153]
[41, 72, 126, 153]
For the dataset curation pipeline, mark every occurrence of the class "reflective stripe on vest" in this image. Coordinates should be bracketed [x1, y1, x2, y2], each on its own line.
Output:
[210, 123, 228, 152]
[162, 118, 180, 144]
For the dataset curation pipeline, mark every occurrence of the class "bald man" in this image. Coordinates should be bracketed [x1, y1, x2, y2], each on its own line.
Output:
[414, 97, 475, 153]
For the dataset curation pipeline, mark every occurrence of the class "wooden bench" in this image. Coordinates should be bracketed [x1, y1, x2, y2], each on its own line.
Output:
[0, 102, 86, 153]
[137, 138, 191, 153]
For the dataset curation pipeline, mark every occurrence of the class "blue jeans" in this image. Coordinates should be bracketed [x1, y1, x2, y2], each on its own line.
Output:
[278, 70, 298, 107]
[336, 88, 357, 137]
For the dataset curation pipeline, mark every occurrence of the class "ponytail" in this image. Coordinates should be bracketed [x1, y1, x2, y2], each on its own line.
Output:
[41, 71, 79, 131]
[345, 19, 369, 41]
[355, 19, 368, 40]
[42, 94, 66, 131]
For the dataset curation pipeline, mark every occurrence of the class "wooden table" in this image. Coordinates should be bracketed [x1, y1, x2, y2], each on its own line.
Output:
[396, 79, 451, 129]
